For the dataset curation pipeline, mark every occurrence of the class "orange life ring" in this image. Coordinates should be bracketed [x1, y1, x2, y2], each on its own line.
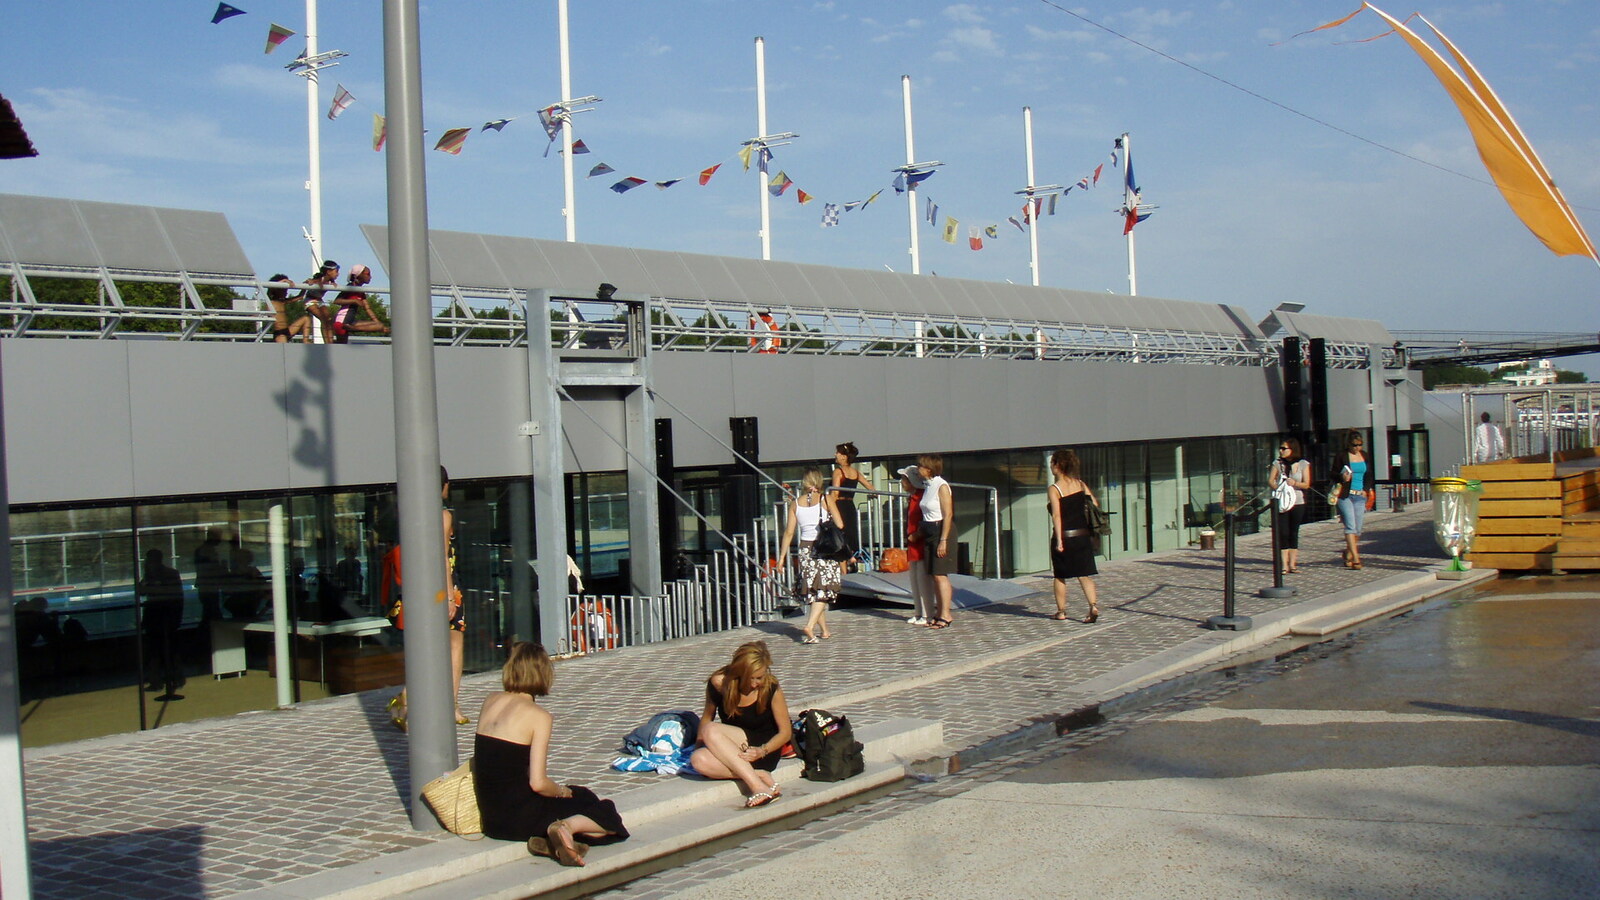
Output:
[569, 599, 618, 654]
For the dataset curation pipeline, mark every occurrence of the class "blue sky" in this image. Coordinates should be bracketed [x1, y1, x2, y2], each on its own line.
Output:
[3, 1, 1597, 348]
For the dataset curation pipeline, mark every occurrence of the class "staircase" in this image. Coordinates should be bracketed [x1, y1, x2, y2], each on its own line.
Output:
[1464, 447, 1600, 571]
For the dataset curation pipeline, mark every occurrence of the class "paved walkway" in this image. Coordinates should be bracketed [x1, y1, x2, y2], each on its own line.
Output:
[22, 506, 1447, 899]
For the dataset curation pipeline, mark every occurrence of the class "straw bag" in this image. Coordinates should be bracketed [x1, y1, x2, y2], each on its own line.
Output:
[421, 758, 484, 838]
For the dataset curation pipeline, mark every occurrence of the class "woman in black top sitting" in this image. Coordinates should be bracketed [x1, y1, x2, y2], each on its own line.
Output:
[473, 642, 628, 866]
[689, 640, 793, 808]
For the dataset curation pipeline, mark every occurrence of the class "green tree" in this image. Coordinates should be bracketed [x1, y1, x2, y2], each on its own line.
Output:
[1423, 364, 1493, 390]
[1555, 369, 1588, 384]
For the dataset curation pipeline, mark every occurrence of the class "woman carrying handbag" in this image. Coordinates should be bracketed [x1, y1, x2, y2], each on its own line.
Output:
[1047, 449, 1101, 624]
[1270, 437, 1312, 574]
[777, 468, 846, 644]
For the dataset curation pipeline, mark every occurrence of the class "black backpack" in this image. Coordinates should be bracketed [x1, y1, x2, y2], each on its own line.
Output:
[796, 709, 864, 782]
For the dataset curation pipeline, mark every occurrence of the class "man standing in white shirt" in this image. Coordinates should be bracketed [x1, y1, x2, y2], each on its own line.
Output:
[1474, 412, 1507, 463]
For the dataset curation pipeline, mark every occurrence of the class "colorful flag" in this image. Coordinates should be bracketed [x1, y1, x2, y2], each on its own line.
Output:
[1047, 193, 1059, 215]
[1122, 135, 1143, 233]
[1021, 202, 1032, 225]
[821, 203, 840, 227]
[925, 199, 938, 224]
[698, 163, 721, 185]
[984, 224, 999, 239]
[1008, 216, 1024, 232]
[538, 107, 561, 141]
[768, 170, 794, 197]
[863, 189, 882, 206]
[326, 84, 354, 120]
[906, 169, 935, 186]
[481, 119, 510, 132]
[433, 127, 470, 155]
[211, 3, 246, 24]
[796, 189, 813, 205]
[265, 23, 295, 53]
[588, 163, 615, 178]
[1033, 197, 1044, 218]
[757, 147, 771, 176]
[968, 226, 983, 251]
[843, 200, 863, 211]
[569, 139, 590, 154]
[655, 179, 681, 190]
[372, 114, 386, 151]
[893, 173, 907, 194]
[610, 177, 648, 193]
[1093, 164, 1104, 185]
[942, 216, 959, 244]
[738, 145, 754, 171]
[1076, 176, 1090, 190]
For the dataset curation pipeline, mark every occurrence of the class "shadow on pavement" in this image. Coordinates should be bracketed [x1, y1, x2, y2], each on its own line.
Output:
[33, 825, 206, 900]
[1409, 700, 1600, 738]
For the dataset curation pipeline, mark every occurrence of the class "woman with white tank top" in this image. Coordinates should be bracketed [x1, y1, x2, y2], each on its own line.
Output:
[776, 467, 845, 644]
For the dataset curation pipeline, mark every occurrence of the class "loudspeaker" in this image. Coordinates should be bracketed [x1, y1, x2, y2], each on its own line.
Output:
[730, 416, 759, 464]
[1308, 338, 1329, 444]
[655, 418, 678, 574]
[1282, 337, 1306, 435]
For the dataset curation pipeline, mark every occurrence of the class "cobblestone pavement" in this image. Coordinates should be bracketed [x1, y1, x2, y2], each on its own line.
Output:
[22, 508, 1442, 900]
[599, 596, 1459, 900]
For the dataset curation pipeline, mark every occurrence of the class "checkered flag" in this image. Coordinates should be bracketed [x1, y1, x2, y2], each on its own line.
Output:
[821, 203, 840, 228]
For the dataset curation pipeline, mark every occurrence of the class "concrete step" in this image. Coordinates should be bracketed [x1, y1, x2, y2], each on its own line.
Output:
[232, 717, 944, 900]
[1288, 568, 1496, 637]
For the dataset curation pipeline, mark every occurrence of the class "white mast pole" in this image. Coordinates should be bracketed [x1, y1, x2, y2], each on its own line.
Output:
[558, 0, 577, 241]
[1024, 106, 1040, 287]
[902, 75, 920, 275]
[304, 0, 323, 264]
[1123, 131, 1137, 296]
[756, 37, 772, 260]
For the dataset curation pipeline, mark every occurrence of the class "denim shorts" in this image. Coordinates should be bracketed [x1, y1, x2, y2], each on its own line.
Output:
[1337, 493, 1367, 535]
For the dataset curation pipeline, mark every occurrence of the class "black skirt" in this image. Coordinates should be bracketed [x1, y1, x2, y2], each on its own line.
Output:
[1050, 534, 1098, 579]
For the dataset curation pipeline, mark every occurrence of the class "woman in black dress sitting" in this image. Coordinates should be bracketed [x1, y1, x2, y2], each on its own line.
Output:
[1048, 448, 1102, 624]
[473, 642, 628, 866]
[689, 640, 794, 808]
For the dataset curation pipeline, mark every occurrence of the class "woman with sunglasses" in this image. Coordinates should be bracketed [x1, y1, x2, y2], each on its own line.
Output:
[1334, 430, 1370, 568]
[1270, 438, 1312, 573]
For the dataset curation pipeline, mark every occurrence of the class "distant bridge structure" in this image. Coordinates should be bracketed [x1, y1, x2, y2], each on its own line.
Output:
[1391, 332, 1600, 369]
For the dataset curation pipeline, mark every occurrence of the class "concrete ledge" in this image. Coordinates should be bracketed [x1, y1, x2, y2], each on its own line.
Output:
[1290, 568, 1497, 636]
[1071, 569, 1482, 708]
[232, 718, 942, 900]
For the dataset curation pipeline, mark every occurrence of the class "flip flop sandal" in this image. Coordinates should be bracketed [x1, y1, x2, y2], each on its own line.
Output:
[528, 836, 590, 860]
[744, 790, 779, 809]
[1051, 612, 1069, 621]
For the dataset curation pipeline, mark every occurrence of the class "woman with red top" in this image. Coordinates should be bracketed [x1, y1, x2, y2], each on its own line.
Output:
[898, 465, 936, 625]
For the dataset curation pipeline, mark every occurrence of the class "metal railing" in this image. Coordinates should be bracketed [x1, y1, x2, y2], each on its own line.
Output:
[1, 265, 1384, 367]
[557, 533, 782, 657]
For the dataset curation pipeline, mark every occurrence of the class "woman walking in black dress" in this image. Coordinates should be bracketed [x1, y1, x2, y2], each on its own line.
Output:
[1048, 449, 1101, 623]
[472, 642, 628, 866]
[830, 442, 873, 575]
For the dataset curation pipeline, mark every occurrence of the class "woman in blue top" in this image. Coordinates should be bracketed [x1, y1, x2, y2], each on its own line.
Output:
[1335, 429, 1370, 568]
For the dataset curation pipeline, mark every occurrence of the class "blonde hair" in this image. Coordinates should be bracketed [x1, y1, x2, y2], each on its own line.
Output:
[502, 641, 553, 697]
[714, 640, 776, 719]
[800, 468, 825, 493]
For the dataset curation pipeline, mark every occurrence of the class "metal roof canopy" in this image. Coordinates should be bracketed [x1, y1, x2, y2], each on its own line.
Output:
[0, 193, 254, 278]
[1259, 309, 1393, 346]
[361, 226, 1273, 340]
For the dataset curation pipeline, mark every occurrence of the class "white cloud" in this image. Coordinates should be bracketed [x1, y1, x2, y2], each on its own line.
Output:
[1025, 24, 1096, 43]
[17, 87, 272, 165]
[947, 26, 1000, 54]
[943, 4, 986, 26]
[1119, 7, 1193, 32]
[640, 36, 671, 56]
